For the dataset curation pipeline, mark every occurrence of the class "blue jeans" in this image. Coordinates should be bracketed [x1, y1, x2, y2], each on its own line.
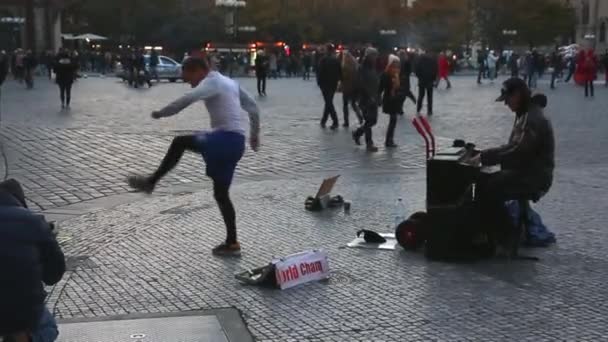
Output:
[31, 307, 58, 342]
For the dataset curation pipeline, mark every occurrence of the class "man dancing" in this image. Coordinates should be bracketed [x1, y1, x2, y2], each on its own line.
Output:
[127, 57, 261, 257]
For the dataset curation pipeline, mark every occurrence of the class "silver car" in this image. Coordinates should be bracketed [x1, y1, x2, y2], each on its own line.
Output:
[117, 55, 182, 82]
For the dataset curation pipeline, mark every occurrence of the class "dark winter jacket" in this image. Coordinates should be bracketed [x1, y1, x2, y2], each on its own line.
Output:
[415, 54, 438, 87]
[316, 54, 342, 89]
[0, 179, 66, 335]
[379, 72, 402, 115]
[255, 55, 268, 77]
[54, 53, 77, 85]
[399, 59, 413, 91]
[357, 55, 380, 107]
[481, 95, 555, 194]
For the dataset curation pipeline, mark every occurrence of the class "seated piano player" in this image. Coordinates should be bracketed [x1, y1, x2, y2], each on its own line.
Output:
[470, 77, 555, 246]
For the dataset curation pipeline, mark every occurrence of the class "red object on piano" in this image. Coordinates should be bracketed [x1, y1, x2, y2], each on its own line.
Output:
[412, 116, 436, 159]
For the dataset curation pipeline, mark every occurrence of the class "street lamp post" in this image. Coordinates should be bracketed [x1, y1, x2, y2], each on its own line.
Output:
[216, 0, 247, 39]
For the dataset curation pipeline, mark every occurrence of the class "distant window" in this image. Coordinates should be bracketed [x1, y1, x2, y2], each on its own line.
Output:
[601, 22, 607, 42]
[582, 0, 590, 25]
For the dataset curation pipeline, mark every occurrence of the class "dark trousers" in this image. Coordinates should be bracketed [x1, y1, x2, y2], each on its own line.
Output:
[59, 82, 72, 105]
[321, 87, 338, 126]
[386, 114, 398, 145]
[256, 75, 266, 95]
[303, 67, 311, 80]
[477, 67, 484, 83]
[354, 103, 378, 146]
[150, 135, 238, 244]
[417, 84, 433, 115]
[564, 68, 574, 82]
[550, 70, 559, 89]
[584, 80, 594, 97]
[343, 92, 362, 126]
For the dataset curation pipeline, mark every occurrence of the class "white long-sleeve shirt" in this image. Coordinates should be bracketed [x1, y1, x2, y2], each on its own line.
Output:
[156, 71, 260, 137]
[487, 54, 499, 69]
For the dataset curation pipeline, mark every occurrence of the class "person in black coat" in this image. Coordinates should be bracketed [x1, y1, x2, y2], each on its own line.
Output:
[53, 49, 77, 108]
[352, 47, 380, 152]
[415, 51, 438, 115]
[316, 44, 342, 129]
[254, 50, 268, 96]
[0, 50, 8, 86]
[379, 55, 403, 148]
[397, 50, 417, 115]
[0, 179, 65, 341]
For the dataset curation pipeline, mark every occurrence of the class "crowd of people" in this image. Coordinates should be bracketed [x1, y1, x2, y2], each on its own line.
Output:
[306, 44, 450, 152]
[478, 47, 608, 98]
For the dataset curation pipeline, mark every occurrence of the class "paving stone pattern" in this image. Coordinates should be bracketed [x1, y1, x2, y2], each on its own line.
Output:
[4, 76, 608, 340]
[47, 171, 608, 341]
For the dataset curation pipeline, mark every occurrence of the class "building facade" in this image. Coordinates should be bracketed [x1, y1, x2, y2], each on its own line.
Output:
[0, 0, 62, 52]
[564, 0, 608, 50]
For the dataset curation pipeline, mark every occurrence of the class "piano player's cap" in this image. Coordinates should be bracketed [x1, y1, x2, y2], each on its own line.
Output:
[495, 77, 530, 102]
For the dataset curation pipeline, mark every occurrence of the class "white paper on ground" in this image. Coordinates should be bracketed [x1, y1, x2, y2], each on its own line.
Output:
[346, 233, 398, 250]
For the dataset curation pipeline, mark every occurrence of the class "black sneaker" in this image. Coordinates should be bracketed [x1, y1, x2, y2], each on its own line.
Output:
[385, 142, 398, 148]
[366, 145, 379, 152]
[330, 123, 339, 130]
[212, 242, 241, 257]
[127, 175, 155, 194]
[352, 131, 361, 146]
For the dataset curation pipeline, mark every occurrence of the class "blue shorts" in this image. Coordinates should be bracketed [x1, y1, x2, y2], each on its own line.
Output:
[195, 130, 245, 186]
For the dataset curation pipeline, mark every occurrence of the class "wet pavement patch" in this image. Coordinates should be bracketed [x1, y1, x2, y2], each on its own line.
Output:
[58, 309, 253, 342]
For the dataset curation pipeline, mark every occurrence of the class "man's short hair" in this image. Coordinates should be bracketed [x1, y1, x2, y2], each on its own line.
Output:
[182, 56, 209, 72]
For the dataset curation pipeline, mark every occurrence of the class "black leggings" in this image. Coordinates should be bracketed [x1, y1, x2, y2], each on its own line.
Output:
[386, 113, 398, 144]
[417, 85, 433, 114]
[257, 75, 266, 94]
[150, 135, 238, 244]
[59, 83, 72, 105]
[584, 80, 594, 97]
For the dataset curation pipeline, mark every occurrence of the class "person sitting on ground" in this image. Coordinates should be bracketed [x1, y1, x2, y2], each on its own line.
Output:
[471, 78, 554, 251]
[0, 179, 66, 342]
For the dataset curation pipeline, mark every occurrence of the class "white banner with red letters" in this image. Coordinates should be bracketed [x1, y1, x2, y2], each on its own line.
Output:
[273, 250, 330, 290]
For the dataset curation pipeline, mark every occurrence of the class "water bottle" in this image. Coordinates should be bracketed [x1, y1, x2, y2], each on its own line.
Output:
[393, 198, 406, 228]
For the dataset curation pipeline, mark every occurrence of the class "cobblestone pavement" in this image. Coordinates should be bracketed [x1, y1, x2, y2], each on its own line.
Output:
[4, 75, 608, 340]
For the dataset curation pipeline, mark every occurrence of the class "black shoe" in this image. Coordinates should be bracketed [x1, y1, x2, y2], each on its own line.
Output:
[385, 142, 398, 148]
[212, 242, 241, 257]
[320, 121, 327, 128]
[352, 131, 361, 146]
[330, 123, 339, 130]
[127, 175, 155, 194]
[343, 122, 349, 128]
[366, 145, 379, 152]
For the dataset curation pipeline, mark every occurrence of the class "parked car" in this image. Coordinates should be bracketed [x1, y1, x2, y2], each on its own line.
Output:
[116, 55, 182, 82]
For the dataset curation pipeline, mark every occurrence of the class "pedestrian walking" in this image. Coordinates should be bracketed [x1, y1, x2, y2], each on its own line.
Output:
[379, 55, 403, 148]
[508, 52, 519, 78]
[127, 57, 261, 257]
[13, 49, 25, 82]
[302, 52, 312, 80]
[254, 50, 268, 96]
[578, 48, 598, 98]
[53, 49, 78, 108]
[486, 50, 499, 82]
[23, 50, 37, 89]
[340, 51, 362, 127]
[564, 55, 576, 83]
[602, 49, 608, 87]
[550, 49, 563, 90]
[397, 50, 417, 115]
[415, 51, 438, 116]
[269, 53, 278, 79]
[104, 51, 113, 74]
[477, 50, 486, 84]
[352, 47, 380, 152]
[436, 51, 452, 89]
[316, 44, 342, 129]
[42, 50, 54, 79]
[149, 49, 160, 82]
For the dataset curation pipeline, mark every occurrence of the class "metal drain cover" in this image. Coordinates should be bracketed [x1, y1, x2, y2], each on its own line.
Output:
[58, 310, 252, 342]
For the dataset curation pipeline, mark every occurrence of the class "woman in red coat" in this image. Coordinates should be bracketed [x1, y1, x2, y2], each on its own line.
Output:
[436, 52, 451, 89]
[577, 49, 598, 97]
